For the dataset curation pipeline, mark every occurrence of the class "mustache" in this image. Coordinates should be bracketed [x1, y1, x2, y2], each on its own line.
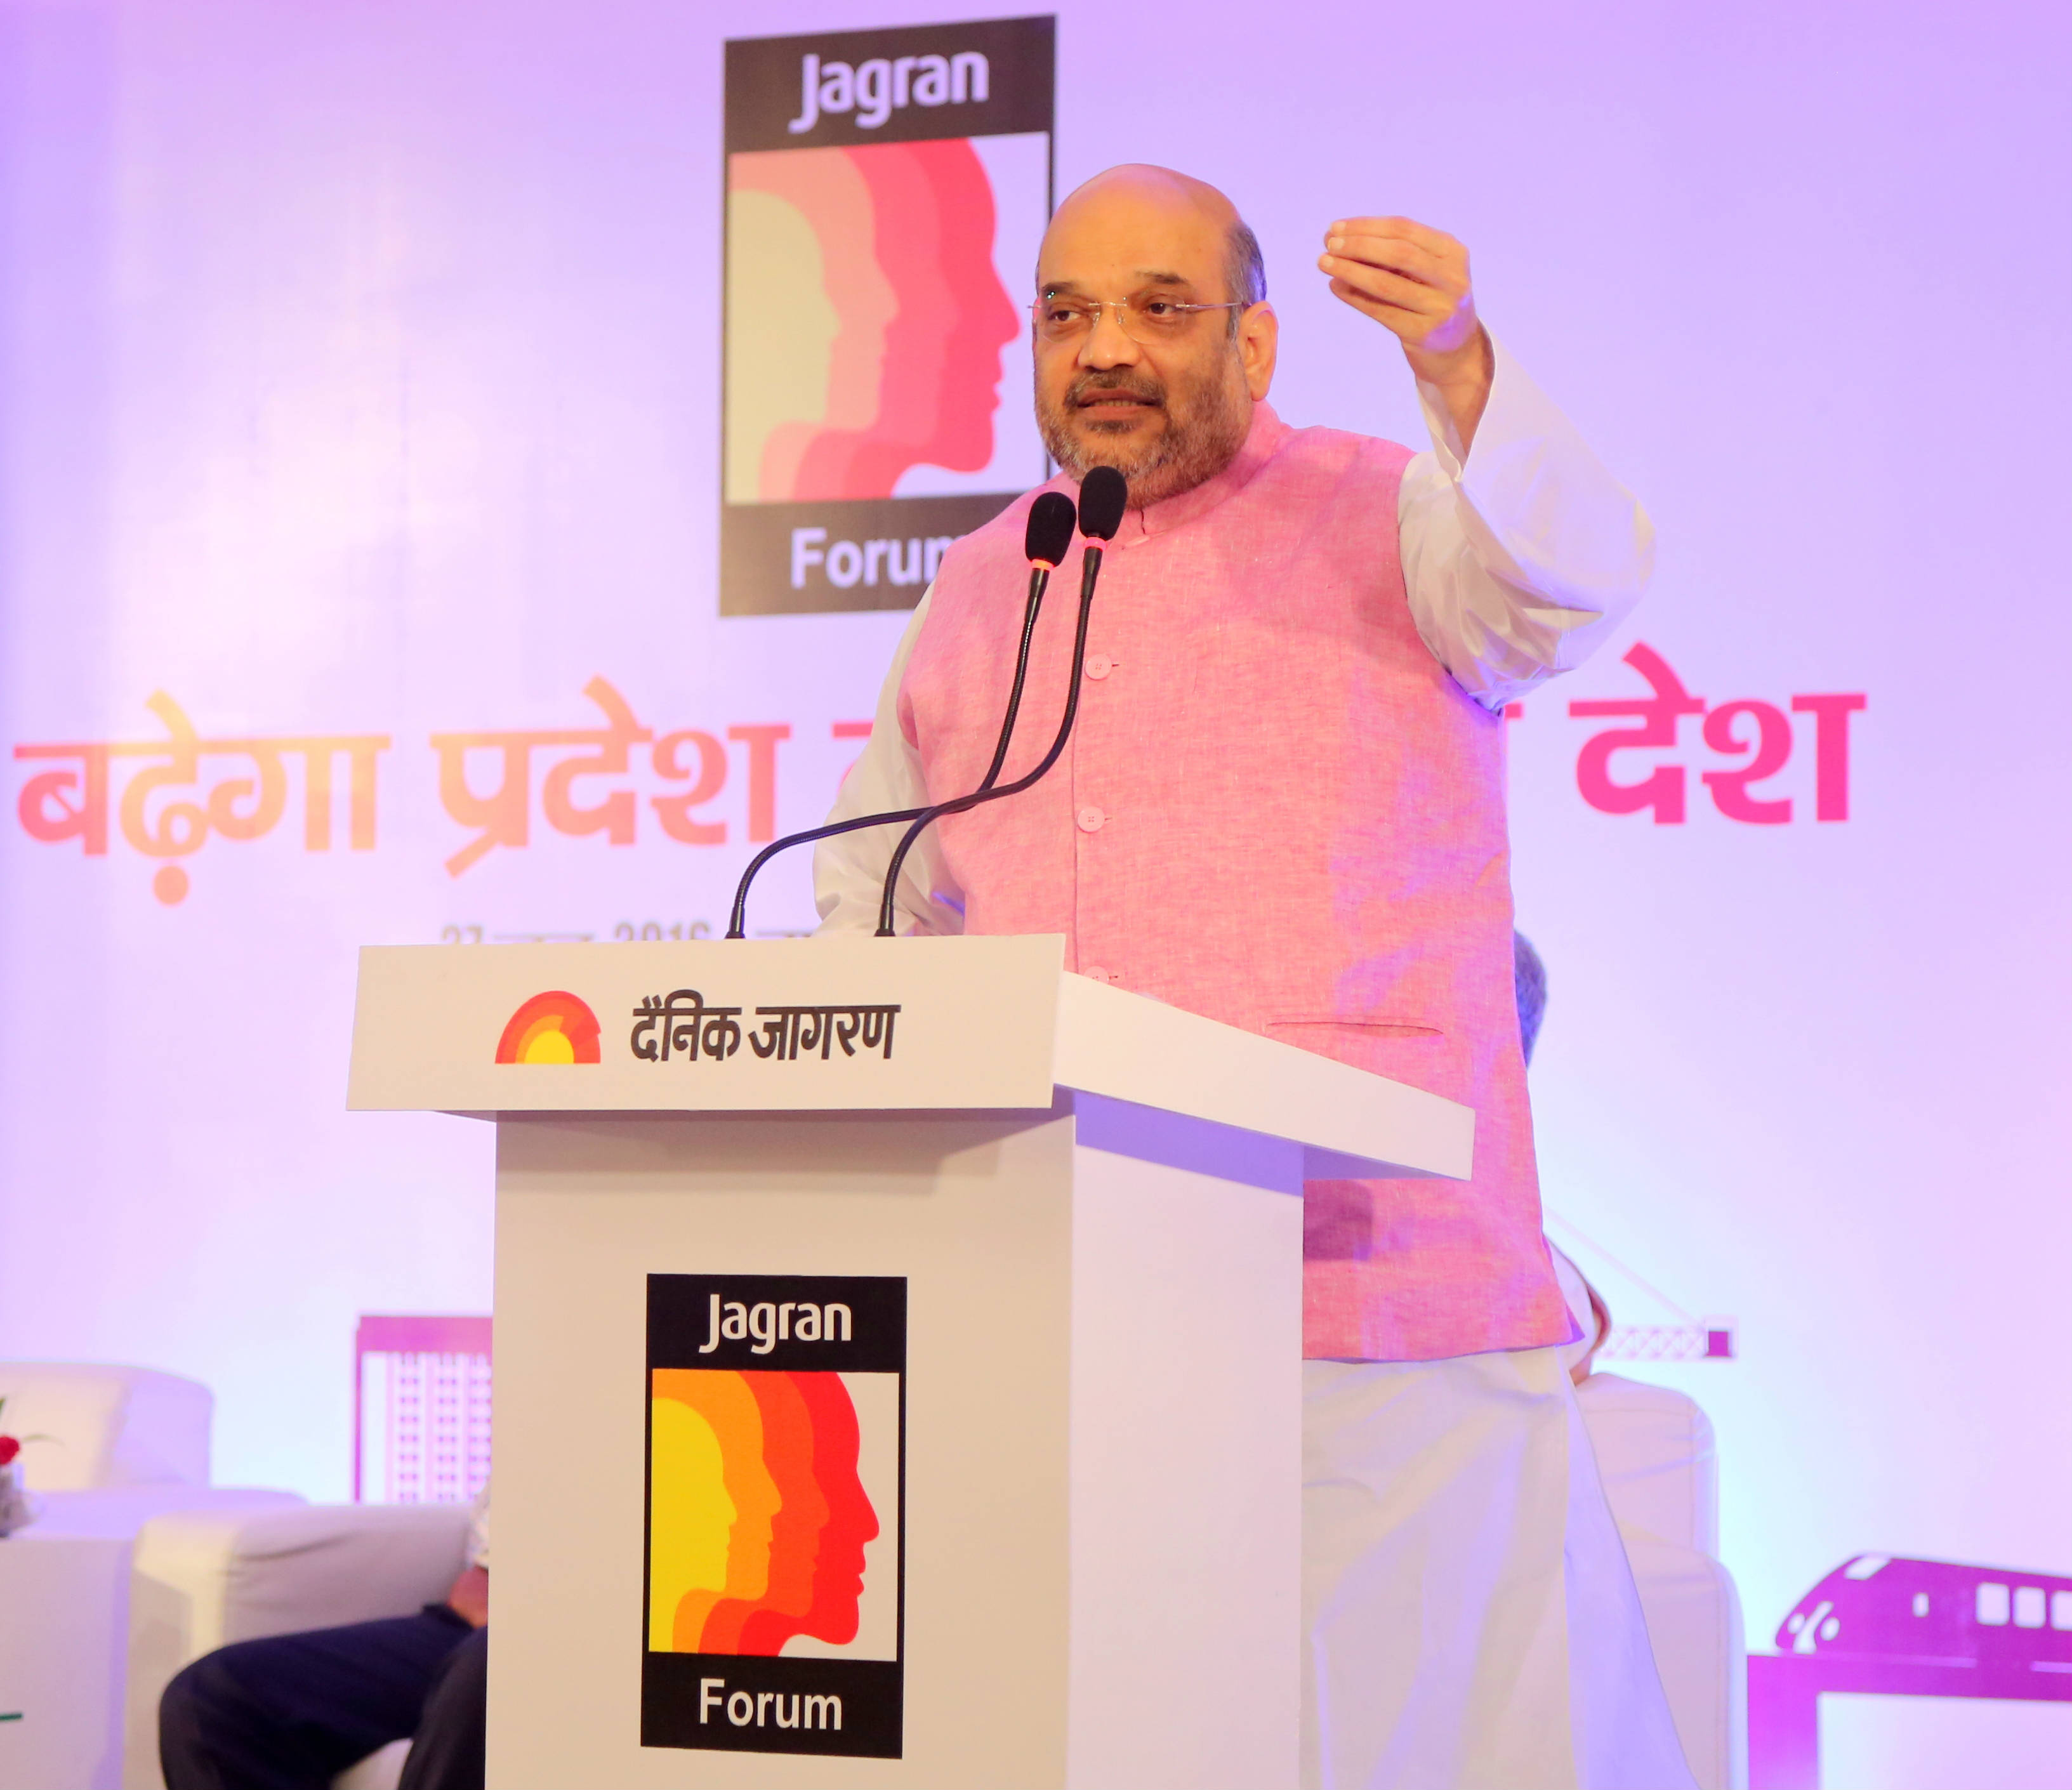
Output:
[1067, 371, 1166, 408]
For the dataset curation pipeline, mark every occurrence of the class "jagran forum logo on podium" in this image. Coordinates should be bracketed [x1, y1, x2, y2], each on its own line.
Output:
[492, 992, 603, 1064]
[643, 1274, 907, 1758]
[720, 16, 1055, 615]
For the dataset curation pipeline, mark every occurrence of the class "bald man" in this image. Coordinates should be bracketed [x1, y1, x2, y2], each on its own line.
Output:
[819, 168, 1695, 1790]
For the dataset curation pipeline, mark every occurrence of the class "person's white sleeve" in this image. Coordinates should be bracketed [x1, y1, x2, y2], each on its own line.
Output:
[813, 589, 967, 937]
[1396, 335, 1654, 710]
[465, 1483, 489, 1570]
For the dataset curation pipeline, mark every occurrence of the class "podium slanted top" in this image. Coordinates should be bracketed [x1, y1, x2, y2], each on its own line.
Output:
[347, 935, 1472, 1180]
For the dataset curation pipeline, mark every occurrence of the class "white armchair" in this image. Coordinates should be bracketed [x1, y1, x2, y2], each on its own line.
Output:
[2, 1363, 212, 1493]
[0, 1363, 301, 1790]
[124, 1501, 475, 1790]
[1576, 1371, 1747, 1790]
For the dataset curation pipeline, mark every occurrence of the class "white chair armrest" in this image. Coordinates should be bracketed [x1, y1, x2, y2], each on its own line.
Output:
[1575, 1371, 1720, 1555]
[1621, 1530, 1747, 1790]
[1574, 1374, 1745, 1787]
[124, 1503, 473, 1790]
[32, 1485, 302, 1541]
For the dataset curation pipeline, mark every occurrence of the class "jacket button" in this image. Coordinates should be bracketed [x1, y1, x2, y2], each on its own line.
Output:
[1083, 964, 1110, 983]
[1076, 805, 1105, 833]
[1084, 652, 1113, 680]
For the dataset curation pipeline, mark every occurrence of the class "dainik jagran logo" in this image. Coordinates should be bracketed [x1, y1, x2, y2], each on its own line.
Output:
[642, 1273, 906, 1760]
[494, 992, 602, 1064]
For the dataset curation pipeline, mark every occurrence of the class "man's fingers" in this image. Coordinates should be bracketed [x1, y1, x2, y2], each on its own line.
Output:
[1326, 274, 1438, 335]
[1321, 258, 1450, 319]
[1328, 280, 1423, 338]
[1323, 235, 1450, 288]
[1319, 214, 1479, 356]
[1328, 215, 1460, 258]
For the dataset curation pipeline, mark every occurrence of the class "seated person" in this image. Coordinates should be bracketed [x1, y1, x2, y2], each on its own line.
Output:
[1513, 928, 1614, 1386]
[1554, 1239, 1614, 1385]
[159, 1490, 489, 1790]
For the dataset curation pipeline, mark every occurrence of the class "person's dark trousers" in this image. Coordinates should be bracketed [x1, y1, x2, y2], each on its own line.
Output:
[397, 1628, 485, 1790]
[160, 1604, 485, 1790]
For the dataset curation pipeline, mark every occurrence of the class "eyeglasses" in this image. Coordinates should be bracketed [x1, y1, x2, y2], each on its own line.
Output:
[1030, 293, 1245, 345]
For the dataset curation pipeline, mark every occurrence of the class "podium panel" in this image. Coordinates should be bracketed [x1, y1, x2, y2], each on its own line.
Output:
[489, 1098, 1301, 1789]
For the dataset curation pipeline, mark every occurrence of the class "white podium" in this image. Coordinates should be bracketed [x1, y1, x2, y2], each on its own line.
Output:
[348, 935, 1472, 1789]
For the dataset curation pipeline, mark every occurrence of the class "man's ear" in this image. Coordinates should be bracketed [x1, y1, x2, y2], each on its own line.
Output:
[1239, 303, 1277, 400]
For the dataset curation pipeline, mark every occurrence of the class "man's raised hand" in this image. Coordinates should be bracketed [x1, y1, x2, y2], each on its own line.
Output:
[1319, 216, 1493, 447]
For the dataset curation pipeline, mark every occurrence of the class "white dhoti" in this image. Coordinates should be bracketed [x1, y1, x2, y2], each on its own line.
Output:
[1302, 1348, 1698, 1790]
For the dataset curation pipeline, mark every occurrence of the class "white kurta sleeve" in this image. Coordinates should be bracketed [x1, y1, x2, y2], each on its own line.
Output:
[464, 1484, 490, 1570]
[813, 590, 967, 937]
[1396, 336, 1654, 709]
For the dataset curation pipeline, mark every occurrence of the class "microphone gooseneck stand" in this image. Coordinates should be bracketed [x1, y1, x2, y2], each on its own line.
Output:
[724, 490, 1079, 939]
[873, 466, 1128, 938]
[968, 493, 1077, 794]
[725, 803, 930, 940]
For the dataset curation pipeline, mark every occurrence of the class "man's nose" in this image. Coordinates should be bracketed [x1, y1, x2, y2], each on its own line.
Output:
[1079, 305, 1141, 369]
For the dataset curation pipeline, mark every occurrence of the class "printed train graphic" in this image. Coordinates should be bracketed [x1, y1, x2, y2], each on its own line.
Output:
[1777, 1553, 2072, 1666]
[1750, 1555, 2072, 1788]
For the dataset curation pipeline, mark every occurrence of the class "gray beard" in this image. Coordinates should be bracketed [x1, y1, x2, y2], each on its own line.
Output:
[1036, 364, 1252, 510]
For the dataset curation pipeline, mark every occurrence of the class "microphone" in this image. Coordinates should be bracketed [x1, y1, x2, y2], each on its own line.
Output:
[873, 464, 1128, 937]
[724, 489, 1081, 938]
[1074, 461, 1130, 558]
[975, 490, 1078, 791]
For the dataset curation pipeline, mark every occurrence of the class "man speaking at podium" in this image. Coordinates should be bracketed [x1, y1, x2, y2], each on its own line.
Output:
[817, 166, 1694, 1789]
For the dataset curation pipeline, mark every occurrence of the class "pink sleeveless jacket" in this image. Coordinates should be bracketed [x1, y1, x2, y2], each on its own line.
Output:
[898, 402, 1573, 1362]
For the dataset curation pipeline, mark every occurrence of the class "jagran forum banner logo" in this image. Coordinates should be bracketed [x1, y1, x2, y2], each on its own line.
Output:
[720, 17, 1055, 615]
[643, 1275, 906, 1758]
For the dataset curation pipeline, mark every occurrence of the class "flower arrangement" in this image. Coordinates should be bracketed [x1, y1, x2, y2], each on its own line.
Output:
[0, 1397, 51, 1537]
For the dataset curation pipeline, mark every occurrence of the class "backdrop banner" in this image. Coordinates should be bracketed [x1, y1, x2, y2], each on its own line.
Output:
[720, 16, 1054, 615]
[0, 4, 2066, 1786]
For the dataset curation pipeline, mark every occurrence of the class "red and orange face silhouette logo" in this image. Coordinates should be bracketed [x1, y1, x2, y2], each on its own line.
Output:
[494, 992, 601, 1064]
[726, 137, 1022, 505]
[642, 1274, 904, 1758]
[649, 1369, 880, 1654]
